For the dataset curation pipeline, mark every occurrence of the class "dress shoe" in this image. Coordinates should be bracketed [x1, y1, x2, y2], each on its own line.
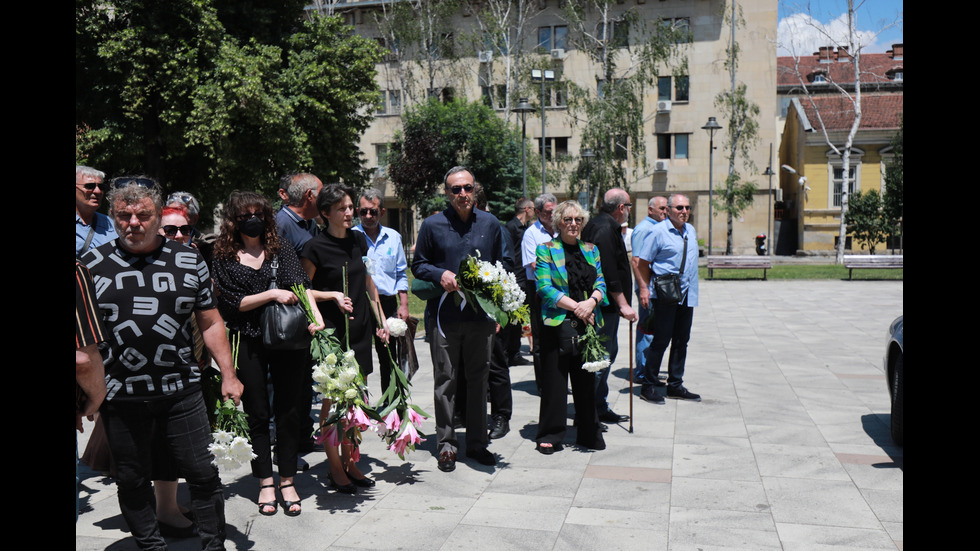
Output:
[599, 422, 608, 432]
[466, 447, 497, 466]
[326, 473, 357, 494]
[598, 409, 630, 423]
[508, 355, 533, 366]
[578, 435, 606, 451]
[347, 472, 376, 488]
[438, 451, 456, 472]
[488, 414, 510, 439]
[640, 387, 665, 404]
[666, 385, 701, 402]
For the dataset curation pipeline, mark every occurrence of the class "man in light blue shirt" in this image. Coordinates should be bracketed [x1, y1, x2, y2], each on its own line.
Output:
[635, 194, 701, 403]
[353, 188, 409, 394]
[76, 166, 117, 256]
[629, 196, 668, 388]
[520, 193, 556, 389]
[276, 173, 323, 255]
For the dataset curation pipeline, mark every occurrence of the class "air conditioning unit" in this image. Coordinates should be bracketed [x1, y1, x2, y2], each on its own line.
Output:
[657, 100, 672, 113]
[654, 160, 669, 172]
[478, 50, 493, 63]
[550, 48, 566, 60]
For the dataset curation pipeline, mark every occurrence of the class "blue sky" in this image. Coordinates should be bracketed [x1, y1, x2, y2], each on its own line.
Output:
[777, 1, 904, 55]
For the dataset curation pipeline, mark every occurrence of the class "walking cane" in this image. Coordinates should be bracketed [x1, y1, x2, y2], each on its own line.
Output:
[628, 320, 634, 433]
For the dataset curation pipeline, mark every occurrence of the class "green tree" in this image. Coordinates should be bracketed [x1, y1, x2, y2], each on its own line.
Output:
[883, 118, 903, 249]
[559, 0, 688, 199]
[714, 1, 759, 255]
[76, 1, 382, 223]
[388, 98, 523, 217]
[845, 189, 889, 255]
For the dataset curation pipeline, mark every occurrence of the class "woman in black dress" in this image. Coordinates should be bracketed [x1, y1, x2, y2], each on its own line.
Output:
[301, 183, 389, 493]
[212, 191, 324, 517]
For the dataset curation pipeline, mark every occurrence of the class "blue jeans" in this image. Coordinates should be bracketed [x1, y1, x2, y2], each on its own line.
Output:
[594, 311, 620, 413]
[102, 391, 226, 550]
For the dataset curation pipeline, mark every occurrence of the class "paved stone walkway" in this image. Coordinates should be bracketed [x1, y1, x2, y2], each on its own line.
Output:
[76, 279, 903, 550]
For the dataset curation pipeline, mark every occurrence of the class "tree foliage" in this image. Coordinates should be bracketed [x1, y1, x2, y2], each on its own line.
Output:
[388, 98, 523, 217]
[76, 1, 382, 223]
[714, 1, 759, 255]
[883, 118, 903, 238]
[845, 189, 889, 255]
[559, 0, 688, 200]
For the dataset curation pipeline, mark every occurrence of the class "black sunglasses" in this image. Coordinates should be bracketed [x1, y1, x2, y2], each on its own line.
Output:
[673, 205, 692, 211]
[163, 225, 193, 237]
[450, 185, 475, 195]
[358, 207, 379, 217]
[78, 182, 106, 191]
[235, 212, 265, 222]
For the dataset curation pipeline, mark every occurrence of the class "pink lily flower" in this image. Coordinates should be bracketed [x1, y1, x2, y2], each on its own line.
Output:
[315, 423, 341, 448]
[406, 408, 426, 428]
[345, 405, 373, 432]
[384, 410, 401, 433]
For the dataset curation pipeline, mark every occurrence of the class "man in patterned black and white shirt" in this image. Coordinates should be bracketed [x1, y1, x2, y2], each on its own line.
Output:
[82, 177, 242, 551]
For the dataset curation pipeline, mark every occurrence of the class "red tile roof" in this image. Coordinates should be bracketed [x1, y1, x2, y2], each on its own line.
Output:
[796, 94, 903, 131]
[778, 50, 903, 87]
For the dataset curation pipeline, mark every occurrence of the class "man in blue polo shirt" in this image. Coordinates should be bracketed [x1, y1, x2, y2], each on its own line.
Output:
[76, 166, 117, 256]
[635, 193, 701, 403]
[276, 173, 323, 255]
[353, 188, 410, 395]
[629, 196, 668, 390]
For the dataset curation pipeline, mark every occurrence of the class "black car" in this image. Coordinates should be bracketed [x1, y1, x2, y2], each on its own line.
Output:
[884, 316, 903, 446]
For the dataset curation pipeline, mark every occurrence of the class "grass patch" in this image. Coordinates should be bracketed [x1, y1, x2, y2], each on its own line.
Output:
[700, 264, 903, 280]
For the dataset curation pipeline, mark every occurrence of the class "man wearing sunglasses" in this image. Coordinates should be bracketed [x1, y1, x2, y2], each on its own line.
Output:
[76, 165, 118, 256]
[582, 188, 638, 426]
[412, 166, 510, 472]
[634, 193, 701, 403]
[353, 188, 410, 395]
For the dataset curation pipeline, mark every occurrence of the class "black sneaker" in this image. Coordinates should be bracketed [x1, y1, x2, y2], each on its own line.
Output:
[640, 388, 665, 404]
[488, 414, 510, 440]
[666, 386, 701, 402]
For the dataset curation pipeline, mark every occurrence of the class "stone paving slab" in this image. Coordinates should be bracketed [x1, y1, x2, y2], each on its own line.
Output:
[76, 279, 903, 550]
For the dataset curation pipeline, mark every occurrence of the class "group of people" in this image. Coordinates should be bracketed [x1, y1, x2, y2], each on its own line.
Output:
[75, 163, 702, 549]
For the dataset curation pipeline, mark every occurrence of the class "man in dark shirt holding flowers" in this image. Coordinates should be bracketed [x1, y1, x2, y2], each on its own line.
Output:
[412, 166, 510, 472]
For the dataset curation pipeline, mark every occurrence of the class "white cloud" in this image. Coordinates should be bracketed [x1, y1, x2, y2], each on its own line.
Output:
[777, 12, 885, 56]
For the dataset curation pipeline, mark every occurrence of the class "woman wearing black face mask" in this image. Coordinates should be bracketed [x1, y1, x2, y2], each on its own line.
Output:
[212, 191, 324, 517]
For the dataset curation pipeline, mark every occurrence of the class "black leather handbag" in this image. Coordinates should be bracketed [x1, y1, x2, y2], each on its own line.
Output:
[653, 232, 688, 306]
[260, 255, 311, 351]
[558, 317, 587, 356]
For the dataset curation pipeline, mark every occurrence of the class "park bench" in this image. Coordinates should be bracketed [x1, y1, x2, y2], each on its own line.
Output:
[706, 255, 772, 280]
[842, 254, 903, 280]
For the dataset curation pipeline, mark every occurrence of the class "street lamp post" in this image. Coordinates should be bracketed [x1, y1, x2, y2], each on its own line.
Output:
[532, 69, 555, 194]
[701, 116, 722, 256]
[514, 98, 535, 198]
[763, 143, 775, 256]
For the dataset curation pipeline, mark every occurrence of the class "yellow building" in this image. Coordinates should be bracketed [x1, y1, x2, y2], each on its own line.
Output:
[329, 0, 778, 254]
[776, 45, 903, 254]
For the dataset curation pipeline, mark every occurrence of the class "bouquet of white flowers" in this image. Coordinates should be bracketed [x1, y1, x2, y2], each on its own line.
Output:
[580, 323, 611, 373]
[456, 252, 531, 327]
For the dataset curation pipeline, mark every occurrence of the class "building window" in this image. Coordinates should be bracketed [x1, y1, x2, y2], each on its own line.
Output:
[539, 137, 569, 160]
[538, 25, 568, 52]
[597, 78, 623, 98]
[481, 84, 507, 109]
[376, 90, 401, 115]
[613, 135, 628, 160]
[597, 20, 628, 48]
[657, 134, 690, 160]
[545, 82, 567, 108]
[660, 17, 692, 43]
[828, 149, 864, 208]
[657, 76, 689, 102]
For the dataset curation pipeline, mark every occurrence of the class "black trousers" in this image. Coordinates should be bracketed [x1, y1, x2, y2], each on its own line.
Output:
[103, 391, 226, 551]
[641, 301, 694, 390]
[535, 325, 602, 447]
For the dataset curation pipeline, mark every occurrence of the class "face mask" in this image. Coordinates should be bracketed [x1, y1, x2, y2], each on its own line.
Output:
[240, 217, 265, 238]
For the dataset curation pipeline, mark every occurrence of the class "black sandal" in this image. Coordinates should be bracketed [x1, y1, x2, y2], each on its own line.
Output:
[279, 483, 302, 517]
[258, 484, 278, 516]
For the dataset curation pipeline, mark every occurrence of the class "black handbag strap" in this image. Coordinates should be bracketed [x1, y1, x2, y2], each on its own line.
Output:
[678, 231, 688, 275]
[267, 254, 280, 290]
